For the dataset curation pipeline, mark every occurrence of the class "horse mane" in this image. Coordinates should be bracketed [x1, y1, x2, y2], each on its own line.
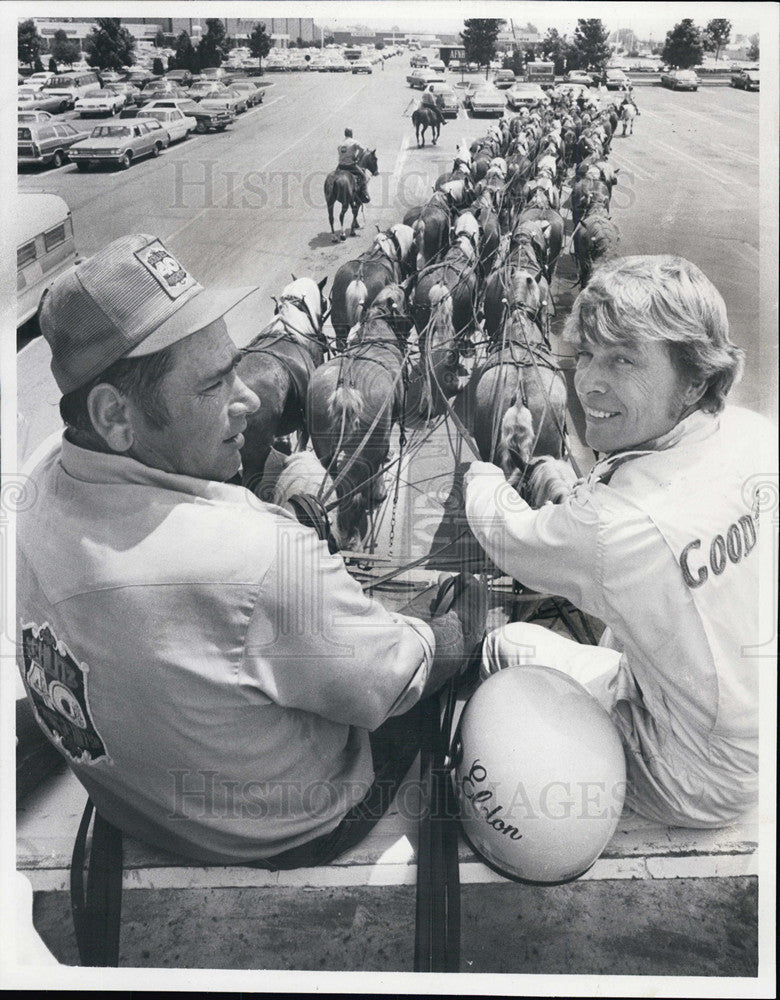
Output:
[344, 279, 368, 329]
[427, 283, 454, 347]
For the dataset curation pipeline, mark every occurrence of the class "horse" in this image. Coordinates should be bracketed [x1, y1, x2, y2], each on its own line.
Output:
[570, 172, 612, 228]
[482, 260, 546, 342]
[620, 102, 637, 136]
[324, 148, 379, 242]
[410, 213, 482, 417]
[306, 285, 414, 550]
[407, 189, 456, 272]
[572, 200, 621, 288]
[412, 105, 446, 147]
[467, 187, 502, 276]
[467, 305, 569, 481]
[329, 224, 415, 349]
[238, 276, 329, 493]
[515, 187, 565, 283]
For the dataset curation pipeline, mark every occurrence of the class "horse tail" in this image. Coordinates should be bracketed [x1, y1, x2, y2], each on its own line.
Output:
[327, 383, 363, 436]
[428, 282, 454, 343]
[345, 279, 368, 329]
[414, 218, 427, 272]
[499, 402, 535, 480]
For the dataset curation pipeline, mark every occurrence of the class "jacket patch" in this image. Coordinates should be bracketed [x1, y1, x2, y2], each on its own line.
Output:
[21, 622, 110, 765]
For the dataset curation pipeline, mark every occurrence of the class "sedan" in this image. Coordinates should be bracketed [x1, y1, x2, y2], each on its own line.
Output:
[505, 83, 549, 110]
[139, 82, 190, 105]
[198, 87, 246, 115]
[731, 69, 759, 91]
[136, 107, 196, 143]
[188, 80, 223, 101]
[564, 70, 592, 86]
[605, 69, 630, 90]
[423, 82, 459, 118]
[661, 69, 700, 91]
[143, 97, 234, 133]
[18, 110, 55, 124]
[351, 59, 373, 74]
[67, 121, 168, 170]
[18, 87, 69, 114]
[104, 82, 143, 106]
[492, 69, 516, 90]
[469, 85, 507, 117]
[229, 79, 265, 106]
[74, 89, 126, 117]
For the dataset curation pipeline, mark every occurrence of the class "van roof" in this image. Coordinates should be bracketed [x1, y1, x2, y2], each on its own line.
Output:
[17, 192, 71, 247]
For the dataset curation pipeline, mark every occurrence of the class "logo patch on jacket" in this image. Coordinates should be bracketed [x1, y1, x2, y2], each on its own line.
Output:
[21, 623, 110, 765]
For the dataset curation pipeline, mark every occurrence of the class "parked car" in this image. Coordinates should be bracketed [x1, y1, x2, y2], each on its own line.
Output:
[124, 69, 157, 89]
[552, 83, 589, 102]
[410, 54, 429, 68]
[187, 80, 223, 101]
[41, 70, 101, 108]
[136, 107, 196, 143]
[18, 87, 69, 114]
[423, 82, 459, 118]
[429, 59, 446, 75]
[469, 85, 507, 117]
[201, 67, 234, 86]
[18, 120, 91, 168]
[104, 82, 142, 107]
[351, 59, 373, 74]
[164, 69, 194, 88]
[492, 69, 516, 90]
[98, 70, 123, 85]
[604, 68, 631, 90]
[27, 71, 55, 89]
[407, 68, 445, 89]
[74, 88, 126, 117]
[660, 69, 700, 91]
[198, 87, 246, 115]
[327, 57, 350, 72]
[139, 81, 190, 105]
[67, 121, 169, 170]
[505, 82, 549, 110]
[18, 110, 55, 124]
[144, 97, 234, 133]
[228, 79, 265, 106]
[564, 70, 593, 86]
[731, 68, 759, 91]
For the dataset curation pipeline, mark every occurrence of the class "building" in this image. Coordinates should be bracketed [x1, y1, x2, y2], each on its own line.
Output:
[496, 21, 542, 53]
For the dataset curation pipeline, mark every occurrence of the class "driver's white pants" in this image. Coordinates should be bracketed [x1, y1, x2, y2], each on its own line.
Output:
[481, 622, 621, 712]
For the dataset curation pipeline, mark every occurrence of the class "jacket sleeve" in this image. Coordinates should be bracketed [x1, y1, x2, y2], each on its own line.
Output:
[464, 461, 605, 618]
[242, 519, 435, 731]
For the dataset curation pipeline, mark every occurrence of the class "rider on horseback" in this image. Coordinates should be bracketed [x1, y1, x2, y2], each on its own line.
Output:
[420, 86, 446, 126]
[620, 87, 640, 115]
[337, 128, 370, 204]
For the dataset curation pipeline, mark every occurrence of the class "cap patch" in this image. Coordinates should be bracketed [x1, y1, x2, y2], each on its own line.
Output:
[134, 239, 197, 300]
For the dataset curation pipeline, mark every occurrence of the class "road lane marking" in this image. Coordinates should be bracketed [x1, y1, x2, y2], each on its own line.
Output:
[609, 149, 654, 182]
[165, 83, 371, 241]
[658, 103, 761, 162]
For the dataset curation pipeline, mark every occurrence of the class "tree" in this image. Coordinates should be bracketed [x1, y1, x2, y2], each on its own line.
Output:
[541, 27, 572, 75]
[460, 18, 502, 77]
[198, 18, 229, 68]
[502, 48, 525, 76]
[572, 18, 611, 70]
[661, 19, 704, 69]
[173, 31, 196, 72]
[51, 30, 82, 68]
[746, 34, 759, 62]
[84, 18, 136, 71]
[155, 29, 167, 49]
[152, 57, 165, 76]
[249, 23, 272, 72]
[704, 18, 731, 62]
[48, 56, 59, 73]
[18, 19, 42, 69]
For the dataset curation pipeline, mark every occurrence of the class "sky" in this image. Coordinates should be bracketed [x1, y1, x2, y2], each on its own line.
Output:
[309, 1, 768, 40]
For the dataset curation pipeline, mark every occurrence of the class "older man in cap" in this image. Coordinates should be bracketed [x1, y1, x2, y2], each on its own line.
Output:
[17, 234, 486, 867]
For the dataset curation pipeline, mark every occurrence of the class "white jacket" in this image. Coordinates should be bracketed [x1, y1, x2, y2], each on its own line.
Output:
[465, 407, 776, 827]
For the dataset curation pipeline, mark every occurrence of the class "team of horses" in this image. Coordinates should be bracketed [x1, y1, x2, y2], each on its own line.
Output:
[238, 90, 626, 551]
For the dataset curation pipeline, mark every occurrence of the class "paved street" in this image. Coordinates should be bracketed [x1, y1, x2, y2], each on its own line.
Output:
[17, 59, 769, 568]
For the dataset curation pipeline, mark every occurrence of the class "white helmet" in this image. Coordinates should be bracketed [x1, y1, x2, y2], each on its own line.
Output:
[451, 665, 626, 883]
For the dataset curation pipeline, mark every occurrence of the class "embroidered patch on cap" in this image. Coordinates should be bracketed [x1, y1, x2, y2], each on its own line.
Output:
[134, 238, 198, 300]
[21, 622, 111, 766]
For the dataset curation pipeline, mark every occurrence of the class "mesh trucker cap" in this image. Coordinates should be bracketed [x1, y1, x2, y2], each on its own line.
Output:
[39, 234, 257, 394]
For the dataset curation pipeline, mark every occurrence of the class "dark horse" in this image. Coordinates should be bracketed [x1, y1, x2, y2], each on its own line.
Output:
[412, 105, 446, 147]
[324, 148, 379, 242]
[572, 198, 621, 288]
[238, 276, 329, 493]
[306, 285, 413, 550]
[468, 306, 569, 483]
[329, 224, 416, 349]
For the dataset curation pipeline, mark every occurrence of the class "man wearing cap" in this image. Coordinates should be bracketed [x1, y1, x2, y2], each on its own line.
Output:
[17, 234, 487, 867]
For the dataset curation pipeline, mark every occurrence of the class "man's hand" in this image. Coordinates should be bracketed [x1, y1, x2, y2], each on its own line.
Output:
[431, 572, 488, 662]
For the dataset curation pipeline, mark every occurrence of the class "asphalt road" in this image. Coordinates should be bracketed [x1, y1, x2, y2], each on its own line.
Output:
[17, 59, 769, 567]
